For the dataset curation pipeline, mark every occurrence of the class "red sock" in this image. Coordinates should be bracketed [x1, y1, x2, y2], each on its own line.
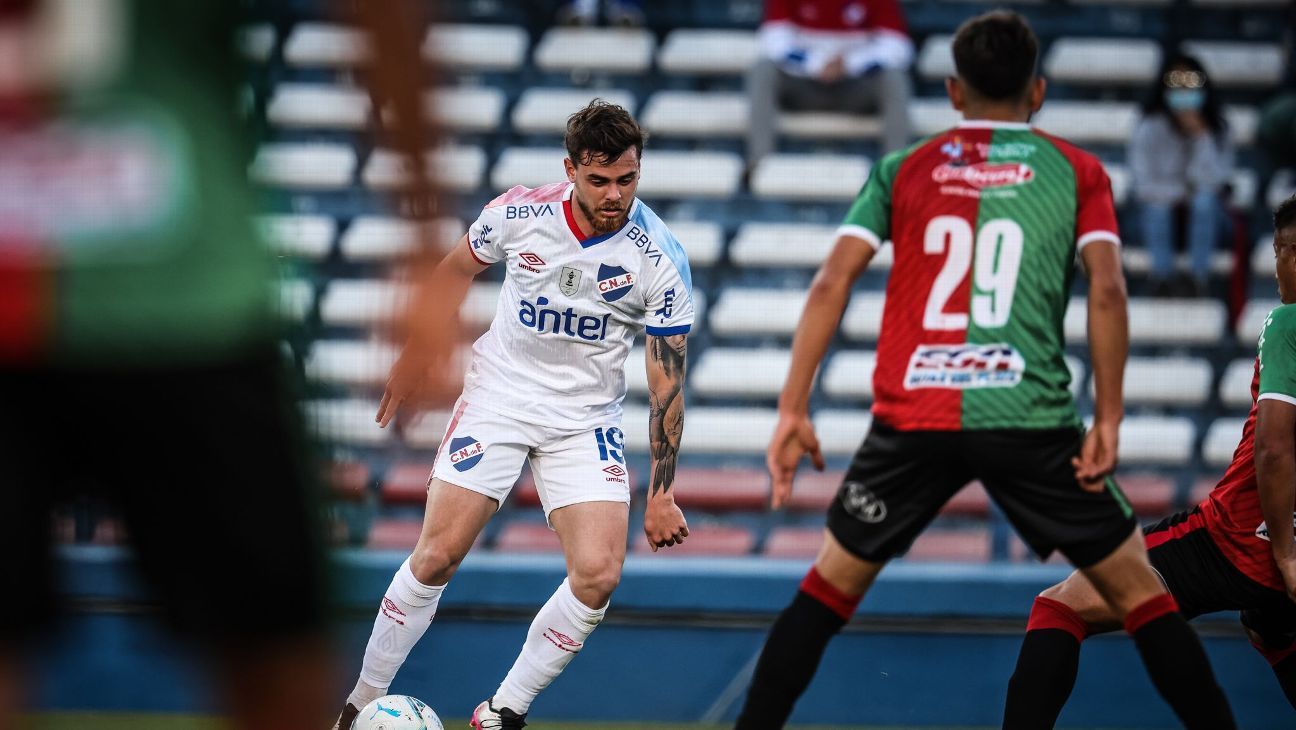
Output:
[1125, 593, 1179, 634]
[798, 567, 862, 621]
[1026, 595, 1089, 642]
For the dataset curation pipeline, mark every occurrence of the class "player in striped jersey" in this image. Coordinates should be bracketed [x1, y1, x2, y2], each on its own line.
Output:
[1002, 196, 1296, 725]
[735, 12, 1234, 729]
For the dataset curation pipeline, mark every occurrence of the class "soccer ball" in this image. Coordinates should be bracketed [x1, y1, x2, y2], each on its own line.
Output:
[351, 695, 444, 730]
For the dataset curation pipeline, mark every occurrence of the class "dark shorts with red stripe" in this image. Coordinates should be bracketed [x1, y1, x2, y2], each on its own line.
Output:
[1144, 508, 1296, 651]
[0, 346, 330, 648]
[826, 421, 1137, 568]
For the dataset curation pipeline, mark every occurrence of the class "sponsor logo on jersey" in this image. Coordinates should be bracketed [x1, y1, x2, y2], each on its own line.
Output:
[1254, 514, 1296, 542]
[519, 252, 546, 273]
[904, 343, 1026, 390]
[505, 203, 554, 219]
[976, 141, 1036, 159]
[932, 162, 1034, 189]
[519, 296, 610, 340]
[602, 463, 628, 483]
[940, 136, 966, 161]
[597, 264, 635, 302]
[448, 435, 485, 472]
[559, 266, 582, 297]
[933, 162, 1031, 190]
[471, 224, 493, 251]
[625, 225, 663, 266]
[655, 288, 676, 322]
[841, 481, 887, 523]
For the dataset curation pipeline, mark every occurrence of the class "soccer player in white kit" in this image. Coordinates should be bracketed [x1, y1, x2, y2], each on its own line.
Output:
[331, 101, 694, 730]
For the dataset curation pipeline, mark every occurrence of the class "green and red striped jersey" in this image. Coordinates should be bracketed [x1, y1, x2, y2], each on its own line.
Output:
[1191, 304, 1296, 592]
[841, 121, 1120, 431]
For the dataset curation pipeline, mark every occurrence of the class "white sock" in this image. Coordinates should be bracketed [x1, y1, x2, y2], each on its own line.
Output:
[493, 578, 607, 714]
[348, 557, 445, 709]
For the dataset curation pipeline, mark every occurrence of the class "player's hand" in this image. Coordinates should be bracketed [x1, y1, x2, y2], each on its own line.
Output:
[376, 353, 427, 428]
[376, 349, 459, 429]
[767, 412, 826, 510]
[819, 55, 847, 84]
[1073, 420, 1119, 492]
[644, 495, 689, 552]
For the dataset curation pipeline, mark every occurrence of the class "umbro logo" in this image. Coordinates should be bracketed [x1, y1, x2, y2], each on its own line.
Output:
[519, 252, 546, 273]
[602, 463, 627, 484]
[603, 464, 626, 477]
[543, 628, 583, 654]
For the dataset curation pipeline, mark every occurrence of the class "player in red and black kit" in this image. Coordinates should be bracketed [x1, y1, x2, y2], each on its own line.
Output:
[735, 12, 1234, 729]
[1002, 196, 1296, 726]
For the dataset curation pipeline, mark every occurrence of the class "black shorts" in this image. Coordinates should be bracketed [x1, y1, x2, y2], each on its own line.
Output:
[1145, 509, 1296, 649]
[826, 421, 1137, 568]
[0, 347, 329, 648]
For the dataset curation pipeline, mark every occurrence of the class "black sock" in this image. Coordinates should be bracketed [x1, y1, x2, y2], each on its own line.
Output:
[1003, 629, 1082, 729]
[1127, 596, 1235, 730]
[1271, 653, 1296, 710]
[734, 590, 850, 729]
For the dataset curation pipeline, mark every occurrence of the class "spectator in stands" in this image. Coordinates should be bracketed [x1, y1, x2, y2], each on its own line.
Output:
[746, 0, 914, 168]
[556, 0, 642, 27]
[1129, 53, 1235, 298]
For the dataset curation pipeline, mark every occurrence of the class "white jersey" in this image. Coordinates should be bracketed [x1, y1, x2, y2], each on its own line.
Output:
[461, 182, 694, 429]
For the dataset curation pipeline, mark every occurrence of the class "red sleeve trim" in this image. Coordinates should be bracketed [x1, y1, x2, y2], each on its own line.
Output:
[466, 239, 489, 266]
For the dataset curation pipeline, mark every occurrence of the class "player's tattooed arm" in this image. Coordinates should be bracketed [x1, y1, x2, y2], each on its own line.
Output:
[646, 334, 687, 497]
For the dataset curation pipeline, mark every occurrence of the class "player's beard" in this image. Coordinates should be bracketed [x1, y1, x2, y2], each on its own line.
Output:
[575, 191, 630, 234]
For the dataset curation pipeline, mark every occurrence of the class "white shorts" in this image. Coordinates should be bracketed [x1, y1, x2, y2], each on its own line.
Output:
[429, 398, 631, 518]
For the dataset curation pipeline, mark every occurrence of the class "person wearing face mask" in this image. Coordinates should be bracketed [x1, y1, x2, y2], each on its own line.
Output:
[1129, 53, 1236, 297]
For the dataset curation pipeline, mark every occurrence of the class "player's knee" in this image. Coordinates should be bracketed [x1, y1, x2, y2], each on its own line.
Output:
[408, 543, 464, 585]
[568, 556, 622, 607]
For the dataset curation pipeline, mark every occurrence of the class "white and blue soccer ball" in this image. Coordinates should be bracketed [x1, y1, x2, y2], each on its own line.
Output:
[351, 695, 444, 730]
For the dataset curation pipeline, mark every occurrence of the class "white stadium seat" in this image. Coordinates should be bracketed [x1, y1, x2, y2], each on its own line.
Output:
[1203, 418, 1247, 467]
[751, 154, 870, 202]
[642, 91, 748, 138]
[490, 147, 566, 190]
[1268, 169, 1296, 209]
[813, 410, 873, 456]
[1229, 168, 1258, 209]
[339, 217, 464, 261]
[1182, 41, 1285, 87]
[681, 408, 780, 454]
[363, 145, 486, 193]
[250, 143, 356, 190]
[917, 35, 954, 81]
[710, 289, 806, 338]
[1236, 299, 1279, 344]
[425, 86, 507, 134]
[1119, 416, 1196, 465]
[402, 410, 455, 449]
[1065, 297, 1225, 346]
[778, 111, 882, 140]
[1042, 38, 1162, 85]
[1226, 105, 1260, 146]
[283, 23, 369, 67]
[319, 279, 499, 328]
[276, 279, 313, 321]
[305, 399, 390, 446]
[841, 293, 887, 341]
[729, 223, 839, 268]
[1122, 249, 1232, 276]
[257, 215, 336, 260]
[423, 24, 528, 72]
[1095, 356, 1212, 407]
[1218, 358, 1256, 410]
[1105, 163, 1131, 207]
[640, 151, 743, 200]
[692, 348, 791, 399]
[909, 98, 961, 136]
[305, 340, 399, 387]
[657, 29, 758, 76]
[237, 24, 275, 63]
[266, 83, 371, 130]
[665, 221, 724, 267]
[1254, 235, 1275, 275]
[823, 351, 877, 401]
[1033, 102, 1139, 145]
[534, 27, 655, 74]
[511, 88, 637, 135]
